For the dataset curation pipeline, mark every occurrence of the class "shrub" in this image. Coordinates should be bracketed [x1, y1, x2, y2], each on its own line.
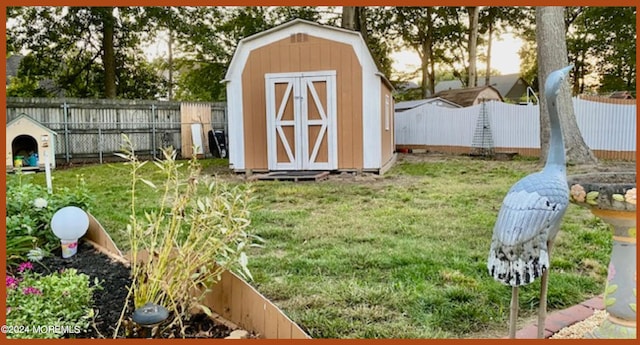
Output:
[115, 135, 261, 337]
[5, 263, 99, 339]
[5, 173, 93, 267]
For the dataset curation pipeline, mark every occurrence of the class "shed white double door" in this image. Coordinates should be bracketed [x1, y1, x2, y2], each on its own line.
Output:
[265, 71, 337, 171]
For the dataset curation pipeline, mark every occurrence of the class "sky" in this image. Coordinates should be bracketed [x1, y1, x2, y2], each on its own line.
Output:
[390, 32, 524, 77]
[145, 31, 525, 80]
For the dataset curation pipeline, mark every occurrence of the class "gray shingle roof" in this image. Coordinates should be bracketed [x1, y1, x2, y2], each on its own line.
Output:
[435, 74, 528, 100]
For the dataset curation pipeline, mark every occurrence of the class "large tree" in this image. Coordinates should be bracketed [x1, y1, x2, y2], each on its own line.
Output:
[536, 7, 597, 165]
[392, 7, 443, 97]
[172, 6, 323, 101]
[7, 7, 164, 99]
[480, 7, 533, 84]
[521, 6, 635, 95]
[567, 7, 636, 94]
[340, 7, 394, 77]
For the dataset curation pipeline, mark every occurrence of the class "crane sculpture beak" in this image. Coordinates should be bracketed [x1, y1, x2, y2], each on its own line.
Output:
[547, 65, 574, 96]
[558, 65, 573, 79]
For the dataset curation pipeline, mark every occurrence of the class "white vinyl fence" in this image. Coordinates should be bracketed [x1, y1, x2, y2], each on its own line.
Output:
[395, 97, 636, 160]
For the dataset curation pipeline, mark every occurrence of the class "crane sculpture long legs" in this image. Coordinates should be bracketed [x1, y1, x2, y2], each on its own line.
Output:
[509, 286, 518, 338]
[537, 240, 555, 338]
[487, 66, 572, 339]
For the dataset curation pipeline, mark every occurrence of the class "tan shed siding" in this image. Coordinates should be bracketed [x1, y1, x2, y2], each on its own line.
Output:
[241, 56, 268, 170]
[380, 83, 395, 164]
[241, 35, 363, 171]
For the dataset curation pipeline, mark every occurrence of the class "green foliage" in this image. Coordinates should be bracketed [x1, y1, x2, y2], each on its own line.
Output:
[6, 74, 52, 97]
[568, 7, 636, 94]
[5, 172, 93, 266]
[5, 232, 38, 268]
[115, 135, 259, 337]
[173, 61, 227, 101]
[6, 7, 165, 99]
[5, 267, 99, 339]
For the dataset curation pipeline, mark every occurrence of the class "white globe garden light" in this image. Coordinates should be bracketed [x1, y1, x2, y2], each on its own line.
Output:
[50, 206, 90, 258]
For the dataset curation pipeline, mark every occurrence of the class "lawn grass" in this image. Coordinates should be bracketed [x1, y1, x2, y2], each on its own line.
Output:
[21, 154, 613, 338]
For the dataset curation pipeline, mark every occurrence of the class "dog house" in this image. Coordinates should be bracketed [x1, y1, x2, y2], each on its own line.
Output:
[6, 114, 57, 171]
[223, 19, 396, 174]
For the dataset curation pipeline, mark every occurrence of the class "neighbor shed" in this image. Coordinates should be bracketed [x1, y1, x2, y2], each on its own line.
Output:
[223, 19, 396, 174]
[432, 85, 503, 107]
[6, 114, 57, 171]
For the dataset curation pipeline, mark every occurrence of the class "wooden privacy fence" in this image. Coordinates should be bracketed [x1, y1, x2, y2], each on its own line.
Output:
[395, 97, 636, 160]
[5, 97, 227, 164]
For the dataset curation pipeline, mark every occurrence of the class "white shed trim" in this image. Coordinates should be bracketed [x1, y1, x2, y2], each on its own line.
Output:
[225, 19, 391, 172]
[226, 78, 245, 171]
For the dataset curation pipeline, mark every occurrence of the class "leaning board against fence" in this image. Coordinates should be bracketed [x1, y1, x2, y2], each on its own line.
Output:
[395, 97, 636, 160]
[5, 97, 227, 164]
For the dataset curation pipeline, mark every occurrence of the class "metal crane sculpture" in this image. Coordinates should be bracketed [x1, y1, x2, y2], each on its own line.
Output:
[487, 65, 573, 339]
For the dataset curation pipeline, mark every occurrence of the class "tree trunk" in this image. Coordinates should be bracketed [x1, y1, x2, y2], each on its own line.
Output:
[485, 21, 493, 86]
[468, 7, 479, 88]
[422, 7, 436, 97]
[536, 7, 597, 165]
[342, 7, 357, 30]
[168, 28, 173, 101]
[357, 7, 368, 43]
[342, 7, 368, 42]
[421, 41, 430, 98]
[102, 7, 116, 99]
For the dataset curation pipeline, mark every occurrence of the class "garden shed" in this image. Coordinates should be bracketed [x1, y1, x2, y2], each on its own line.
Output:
[223, 19, 396, 174]
[432, 85, 503, 107]
[6, 114, 57, 171]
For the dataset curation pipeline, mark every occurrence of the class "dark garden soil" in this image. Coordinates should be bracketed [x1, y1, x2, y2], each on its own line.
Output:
[34, 240, 233, 339]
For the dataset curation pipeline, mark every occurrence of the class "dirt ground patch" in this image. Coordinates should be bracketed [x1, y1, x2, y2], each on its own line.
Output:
[209, 152, 635, 185]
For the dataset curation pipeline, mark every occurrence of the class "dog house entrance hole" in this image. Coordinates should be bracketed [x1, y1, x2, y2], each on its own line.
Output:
[12, 134, 39, 167]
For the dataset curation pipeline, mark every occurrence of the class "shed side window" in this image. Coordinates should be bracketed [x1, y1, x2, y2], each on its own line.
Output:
[385, 94, 390, 131]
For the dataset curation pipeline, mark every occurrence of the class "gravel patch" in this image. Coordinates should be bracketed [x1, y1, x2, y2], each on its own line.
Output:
[550, 310, 608, 339]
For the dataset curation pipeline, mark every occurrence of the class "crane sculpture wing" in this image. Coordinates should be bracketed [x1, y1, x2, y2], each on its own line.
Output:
[488, 172, 569, 287]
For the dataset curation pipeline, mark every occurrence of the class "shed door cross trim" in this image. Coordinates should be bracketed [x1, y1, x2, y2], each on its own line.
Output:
[266, 71, 337, 171]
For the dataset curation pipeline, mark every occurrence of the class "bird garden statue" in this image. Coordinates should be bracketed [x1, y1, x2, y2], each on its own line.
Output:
[487, 65, 573, 339]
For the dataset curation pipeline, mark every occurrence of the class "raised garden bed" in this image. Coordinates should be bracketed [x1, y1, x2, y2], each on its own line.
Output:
[75, 213, 310, 339]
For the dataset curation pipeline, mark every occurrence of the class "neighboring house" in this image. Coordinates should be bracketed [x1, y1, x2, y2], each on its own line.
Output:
[579, 93, 636, 105]
[435, 74, 530, 103]
[395, 97, 461, 113]
[223, 19, 396, 174]
[609, 91, 634, 99]
[395, 81, 420, 91]
[6, 54, 64, 96]
[6, 54, 23, 85]
[432, 85, 503, 107]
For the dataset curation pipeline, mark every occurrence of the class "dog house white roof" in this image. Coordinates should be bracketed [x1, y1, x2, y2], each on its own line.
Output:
[6, 114, 57, 170]
[223, 19, 396, 174]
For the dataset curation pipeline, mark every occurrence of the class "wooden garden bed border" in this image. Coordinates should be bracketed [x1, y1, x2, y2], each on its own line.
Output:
[83, 213, 311, 339]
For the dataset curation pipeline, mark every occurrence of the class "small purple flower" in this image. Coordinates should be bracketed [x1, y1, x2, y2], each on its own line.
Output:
[6, 276, 20, 288]
[18, 262, 34, 273]
[22, 286, 42, 295]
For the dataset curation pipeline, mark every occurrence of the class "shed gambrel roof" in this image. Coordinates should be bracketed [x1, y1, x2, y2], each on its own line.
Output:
[435, 74, 529, 100]
[223, 18, 393, 89]
[395, 97, 461, 112]
[432, 85, 503, 107]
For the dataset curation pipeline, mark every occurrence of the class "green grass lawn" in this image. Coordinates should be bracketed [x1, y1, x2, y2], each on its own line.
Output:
[22, 154, 614, 338]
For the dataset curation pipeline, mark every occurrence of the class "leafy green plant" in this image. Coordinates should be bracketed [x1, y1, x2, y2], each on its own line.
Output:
[5, 263, 99, 339]
[115, 135, 260, 337]
[5, 172, 93, 267]
[5, 230, 37, 266]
